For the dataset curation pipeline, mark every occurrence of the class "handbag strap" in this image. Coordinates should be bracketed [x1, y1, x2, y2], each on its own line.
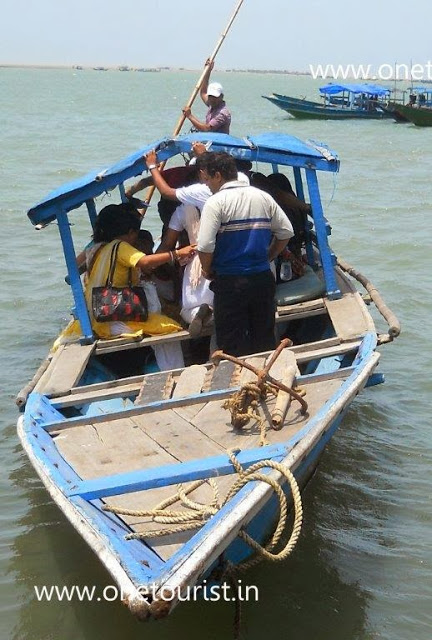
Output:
[105, 242, 121, 287]
[105, 241, 135, 287]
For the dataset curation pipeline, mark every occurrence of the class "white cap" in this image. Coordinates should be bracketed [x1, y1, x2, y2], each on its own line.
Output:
[207, 82, 223, 98]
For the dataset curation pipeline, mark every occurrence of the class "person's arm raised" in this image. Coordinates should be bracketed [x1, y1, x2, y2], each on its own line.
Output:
[200, 58, 214, 104]
[144, 150, 178, 200]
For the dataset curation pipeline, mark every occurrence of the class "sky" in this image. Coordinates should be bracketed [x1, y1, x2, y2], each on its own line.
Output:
[1, 0, 430, 71]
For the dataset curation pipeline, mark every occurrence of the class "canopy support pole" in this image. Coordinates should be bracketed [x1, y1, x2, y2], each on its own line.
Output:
[294, 167, 315, 268]
[56, 208, 93, 342]
[85, 199, 97, 229]
[305, 170, 341, 299]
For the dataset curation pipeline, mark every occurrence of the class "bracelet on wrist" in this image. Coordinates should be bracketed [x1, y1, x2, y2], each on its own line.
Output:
[147, 164, 157, 171]
[173, 249, 179, 262]
[168, 251, 175, 265]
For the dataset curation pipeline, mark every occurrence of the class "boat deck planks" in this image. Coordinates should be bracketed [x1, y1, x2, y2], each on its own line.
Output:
[132, 409, 225, 462]
[325, 292, 375, 341]
[208, 360, 238, 391]
[52, 362, 349, 562]
[35, 343, 95, 398]
[172, 365, 208, 398]
[54, 417, 176, 478]
[135, 371, 173, 406]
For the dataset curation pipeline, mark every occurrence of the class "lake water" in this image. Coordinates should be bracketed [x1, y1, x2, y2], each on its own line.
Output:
[1, 68, 431, 640]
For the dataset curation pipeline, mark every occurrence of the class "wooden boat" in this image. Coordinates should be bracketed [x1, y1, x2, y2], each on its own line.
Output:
[16, 131, 400, 620]
[386, 87, 432, 125]
[263, 83, 393, 120]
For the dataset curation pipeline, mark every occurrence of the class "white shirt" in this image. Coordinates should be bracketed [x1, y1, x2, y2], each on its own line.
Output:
[175, 172, 250, 212]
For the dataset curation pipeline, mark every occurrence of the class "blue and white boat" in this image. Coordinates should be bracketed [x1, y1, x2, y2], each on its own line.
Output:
[263, 83, 392, 119]
[16, 132, 400, 620]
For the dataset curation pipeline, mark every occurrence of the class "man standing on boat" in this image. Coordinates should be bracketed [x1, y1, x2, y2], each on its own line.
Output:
[182, 60, 231, 134]
[197, 152, 293, 357]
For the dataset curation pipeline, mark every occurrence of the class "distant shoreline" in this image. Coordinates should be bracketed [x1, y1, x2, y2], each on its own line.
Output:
[0, 63, 311, 75]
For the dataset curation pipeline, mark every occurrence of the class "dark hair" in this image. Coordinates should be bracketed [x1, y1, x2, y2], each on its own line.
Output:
[93, 203, 141, 242]
[249, 172, 271, 192]
[196, 152, 238, 182]
[266, 172, 294, 195]
[138, 229, 154, 244]
[235, 158, 252, 173]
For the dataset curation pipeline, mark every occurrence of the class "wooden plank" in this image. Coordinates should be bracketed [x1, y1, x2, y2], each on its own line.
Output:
[95, 329, 211, 355]
[172, 365, 207, 399]
[173, 402, 207, 422]
[70, 373, 144, 395]
[34, 346, 64, 394]
[275, 307, 326, 324]
[240, 356, 266, 384]
[55, 417, 176, 480]
[295, 340, 360, 364]
[37, 343, 96, 398]
[132, 409, 225, 462]
[291, 336, 340, 353]
[45, 387, 246, 432]
[135, 372, 172, 406]
[265, 349, 298, 380]
[191, 399, 263, 451]
[277, 298, 325, 316]
[325, 293, 375, 342]
[209, 360, 237, 391]
[53, 381, 142, 409]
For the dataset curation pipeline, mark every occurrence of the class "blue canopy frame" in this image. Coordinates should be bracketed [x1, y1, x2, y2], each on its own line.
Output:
[319, 83, 390, 97]
[27, 132, 341, 343]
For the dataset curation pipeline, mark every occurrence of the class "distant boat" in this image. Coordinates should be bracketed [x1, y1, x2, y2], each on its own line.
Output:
[135, 67, 161, 72]
[386, 86, 432, 124]
[390, 103, 432, 126]
[93, 66, 108, 71]
[118, 65, 130, 71]
[263, 83, 393, 120]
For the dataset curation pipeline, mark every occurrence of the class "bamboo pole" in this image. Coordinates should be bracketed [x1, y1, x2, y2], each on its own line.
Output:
[144, 0, 245, 206]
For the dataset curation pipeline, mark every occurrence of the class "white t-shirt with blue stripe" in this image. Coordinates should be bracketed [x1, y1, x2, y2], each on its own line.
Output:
[198, 181, 293, 276]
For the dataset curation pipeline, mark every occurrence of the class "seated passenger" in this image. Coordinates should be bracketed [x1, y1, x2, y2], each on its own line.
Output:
[250, 172, 310, 279]
[83, 203, 196, 370]
[134, 229, 180, 323]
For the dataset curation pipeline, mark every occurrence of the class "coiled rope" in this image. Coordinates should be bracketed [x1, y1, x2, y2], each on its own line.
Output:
[103, 449, 303, 568]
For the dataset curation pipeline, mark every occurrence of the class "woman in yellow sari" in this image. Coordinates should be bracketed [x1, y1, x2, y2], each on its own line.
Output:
[59, 202, 196, 370]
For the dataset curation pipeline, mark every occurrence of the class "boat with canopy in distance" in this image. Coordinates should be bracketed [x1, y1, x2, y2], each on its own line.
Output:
[16, 131, 400, 621]
[386, 86, 432, 125]
[263, 83, 393, 119]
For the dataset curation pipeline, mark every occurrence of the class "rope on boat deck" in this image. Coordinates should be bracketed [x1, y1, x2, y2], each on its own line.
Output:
[215, 339, 308, 447]
[103, 340, 304, 564]
[223, 381, 278, 447]
[102, 449, 303, 568]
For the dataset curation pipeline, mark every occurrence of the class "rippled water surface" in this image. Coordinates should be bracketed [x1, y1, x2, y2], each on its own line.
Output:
[1, 68, 431, 640]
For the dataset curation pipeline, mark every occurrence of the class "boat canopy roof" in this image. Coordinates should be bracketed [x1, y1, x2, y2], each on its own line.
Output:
[319, 83, 390, 96]
[27, 132, 339, 226]
[411, 86, 432, 93]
